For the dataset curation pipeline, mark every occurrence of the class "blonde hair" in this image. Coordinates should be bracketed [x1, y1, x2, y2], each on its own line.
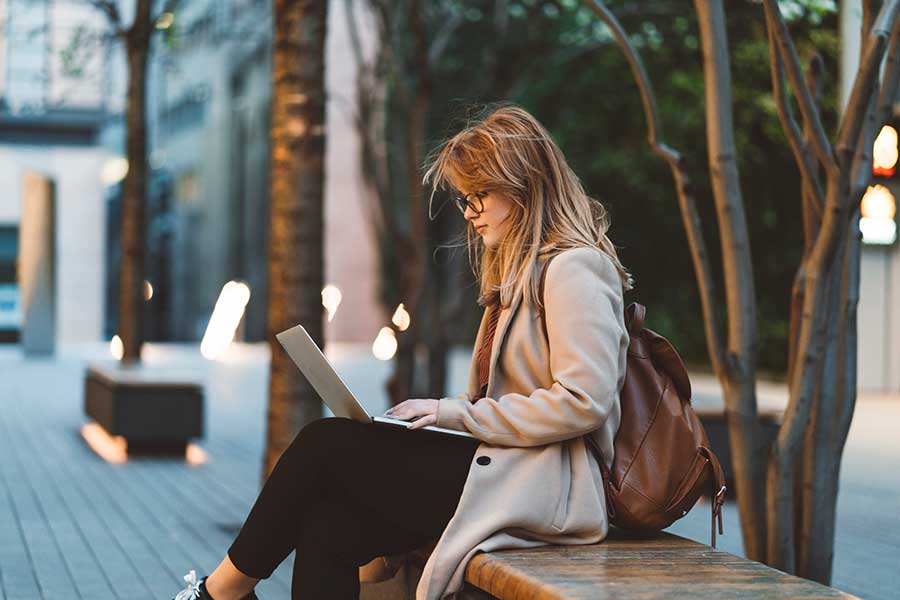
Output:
[423, 103, 634, 310]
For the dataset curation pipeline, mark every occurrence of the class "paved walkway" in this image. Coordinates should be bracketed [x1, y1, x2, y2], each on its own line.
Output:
[0, 342, 896, 599]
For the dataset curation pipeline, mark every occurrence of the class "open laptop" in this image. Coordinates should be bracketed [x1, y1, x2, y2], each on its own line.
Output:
[275, 323, 476, 439]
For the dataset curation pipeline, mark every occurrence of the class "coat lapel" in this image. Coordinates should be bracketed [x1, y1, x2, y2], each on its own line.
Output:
[485, 287, 524, 396]
[469, 258, 546, 399]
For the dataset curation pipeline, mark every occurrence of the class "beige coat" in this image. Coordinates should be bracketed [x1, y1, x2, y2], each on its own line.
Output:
[361, 246, 630, 599]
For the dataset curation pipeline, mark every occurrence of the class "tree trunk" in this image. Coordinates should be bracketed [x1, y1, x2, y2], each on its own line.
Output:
[385, 0, 432, 405]
[693, 0, 767, 561]
[264, 0, 328, 480]
[118, 0, 152, 364]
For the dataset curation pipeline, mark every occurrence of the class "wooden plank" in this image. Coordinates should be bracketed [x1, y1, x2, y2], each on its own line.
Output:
[0, 465, 42, 600]
[29, 411, 176, 599]
[1, 398, 118, 600]
[463, 530, 858, 599]
[0, 399, 80, 599]
[127, 460, 292, 599]
[0, 384, 146, 598]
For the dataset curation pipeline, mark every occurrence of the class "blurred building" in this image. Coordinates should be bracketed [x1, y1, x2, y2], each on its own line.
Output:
[148, 0, 381, 344]
[0, 0, 382, 349]
[0, 0, 113, 346]
[842, 0, 900, 393]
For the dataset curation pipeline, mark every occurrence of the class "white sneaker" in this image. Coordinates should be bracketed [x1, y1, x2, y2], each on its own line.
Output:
[172, 570, 209, 600]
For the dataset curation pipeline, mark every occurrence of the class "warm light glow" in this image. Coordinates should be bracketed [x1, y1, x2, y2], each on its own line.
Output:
[861, 184, 896, 220]
[201, 281, 251, 360]
[155, 11, 174, 30]
[110, 335, 124, 360]
[185, 444, 208, 466]
[873, 125, 899, 176]
[322, 285, 342, 323]
[372, 327, 398, 361]
[391, 303, 411, 331]
[81, 423, 127, 464]
[101, 157, 128, 186]
[143, 280, 153, 301]
[860, 184, 897, 244]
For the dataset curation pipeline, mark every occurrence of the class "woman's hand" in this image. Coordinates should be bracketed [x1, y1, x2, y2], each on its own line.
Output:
[383, 398, 439, 429]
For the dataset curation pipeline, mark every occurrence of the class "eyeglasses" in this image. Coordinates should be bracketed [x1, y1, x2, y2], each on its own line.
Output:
[453, 191, 487, 215]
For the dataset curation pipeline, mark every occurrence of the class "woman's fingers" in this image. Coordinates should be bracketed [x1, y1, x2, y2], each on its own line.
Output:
[407, 414, 437, 430]
[384, 398, 438, 422]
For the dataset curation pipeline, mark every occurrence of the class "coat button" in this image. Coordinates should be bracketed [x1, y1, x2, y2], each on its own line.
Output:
[476, 456, 491, 466]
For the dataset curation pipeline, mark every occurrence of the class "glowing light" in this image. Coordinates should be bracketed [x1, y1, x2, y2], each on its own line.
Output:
[873, 125, 899, 177]
[101, 157, 128, 186]
[156, 12, 174, 30]
[81, 423, 127, 464]
[110, 335, 124, 360]
[185, 444, 208, 466]
[201, 281, 251, 360]
[322, 285, 342, 322]
[372, 327, 398, 361]
[860, 184, 897, 245]
[391, 303, 411, 331]
[143, 280, 153, 301]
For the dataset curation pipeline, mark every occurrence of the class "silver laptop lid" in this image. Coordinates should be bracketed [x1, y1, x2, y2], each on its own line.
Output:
[275, 324, 372, 424]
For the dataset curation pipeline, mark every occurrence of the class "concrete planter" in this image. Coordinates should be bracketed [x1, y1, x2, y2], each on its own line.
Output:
[84, 362, 204, 454]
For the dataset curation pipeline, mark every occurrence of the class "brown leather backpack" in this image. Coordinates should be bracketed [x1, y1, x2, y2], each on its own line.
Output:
[539, 258, 727, 547]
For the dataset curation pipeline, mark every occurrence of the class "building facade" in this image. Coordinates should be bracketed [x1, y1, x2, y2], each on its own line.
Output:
[0, 0, 114, 347]
[842, 0, 900, 393]
[0, 0, 382, 349]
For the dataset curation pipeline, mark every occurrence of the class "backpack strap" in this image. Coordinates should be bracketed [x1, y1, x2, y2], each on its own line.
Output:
[537, 255, 555, 341]
[698, 446, 727, 548]
[625, 302, 646, 334]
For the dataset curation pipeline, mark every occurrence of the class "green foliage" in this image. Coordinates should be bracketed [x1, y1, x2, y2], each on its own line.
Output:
[421, 0, 840, 374]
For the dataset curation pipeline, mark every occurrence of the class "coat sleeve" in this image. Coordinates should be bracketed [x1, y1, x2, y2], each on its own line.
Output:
[436, 248, 627, 446]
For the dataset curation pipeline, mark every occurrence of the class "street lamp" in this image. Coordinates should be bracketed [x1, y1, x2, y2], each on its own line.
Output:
[860, 184, 897, 245]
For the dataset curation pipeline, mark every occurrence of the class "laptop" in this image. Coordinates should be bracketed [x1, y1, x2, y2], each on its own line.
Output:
[275, 323, 476, 439]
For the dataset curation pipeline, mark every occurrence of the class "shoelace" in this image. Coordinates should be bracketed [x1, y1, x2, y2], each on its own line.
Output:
[174, 570, 202, 600]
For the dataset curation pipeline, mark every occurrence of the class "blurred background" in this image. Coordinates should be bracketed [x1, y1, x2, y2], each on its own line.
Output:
[0, 1, 899, 598]
[0, 0, 897, 391]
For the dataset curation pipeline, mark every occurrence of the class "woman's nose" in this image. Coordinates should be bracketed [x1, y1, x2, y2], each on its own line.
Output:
[464, 204, 478, 220]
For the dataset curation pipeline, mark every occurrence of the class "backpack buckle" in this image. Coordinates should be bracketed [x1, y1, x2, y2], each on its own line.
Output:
[716, 485, 727, 501]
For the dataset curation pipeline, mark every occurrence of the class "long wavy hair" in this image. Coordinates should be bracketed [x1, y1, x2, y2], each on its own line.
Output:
[423, 103, 634, 310]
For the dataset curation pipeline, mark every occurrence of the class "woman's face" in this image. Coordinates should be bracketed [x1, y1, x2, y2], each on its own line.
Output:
[460, 188, 516, 249]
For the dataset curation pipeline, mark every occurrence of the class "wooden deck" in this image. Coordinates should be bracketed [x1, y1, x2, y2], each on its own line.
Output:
[0, 346, 295, 599]
[0, 344, 896, 599]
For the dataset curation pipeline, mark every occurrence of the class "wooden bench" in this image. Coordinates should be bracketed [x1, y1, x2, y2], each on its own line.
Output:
[361, 529, 857, 599]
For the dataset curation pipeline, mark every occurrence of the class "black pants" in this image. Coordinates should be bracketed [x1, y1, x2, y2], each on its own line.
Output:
[228, 417, 481, 599]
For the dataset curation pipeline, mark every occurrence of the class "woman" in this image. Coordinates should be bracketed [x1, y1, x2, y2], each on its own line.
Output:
[172, 103, 632, 600]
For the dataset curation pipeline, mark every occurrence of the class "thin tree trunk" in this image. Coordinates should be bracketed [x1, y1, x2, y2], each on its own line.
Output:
[264, 0, 328, 480]
[693, 0, 766, 561]
[119, 0, 152, 364]
[797, 229, 846, 577]
[385, 0, 431, 404]
[804, 210, 862, 584]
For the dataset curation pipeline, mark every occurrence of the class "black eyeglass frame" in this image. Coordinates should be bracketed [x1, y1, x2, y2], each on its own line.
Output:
[453, 191, 487, 215]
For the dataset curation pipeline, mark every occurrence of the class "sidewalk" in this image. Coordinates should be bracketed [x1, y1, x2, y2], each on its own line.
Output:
[0, 342, 896, 599]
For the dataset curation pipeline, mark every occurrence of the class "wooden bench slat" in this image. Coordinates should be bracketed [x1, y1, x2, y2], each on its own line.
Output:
[463, 529, 857, 599]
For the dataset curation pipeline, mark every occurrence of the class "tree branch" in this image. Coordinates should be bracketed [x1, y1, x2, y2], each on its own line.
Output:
[85, 0, 121, 28]
[581, 0, 726, 374]
[875, 8, 900, 125]
[766, 21, 825, 212]
[762, 0, 837, 175]
[835, 0, 900, 171]
[427, 6, 464, 68]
